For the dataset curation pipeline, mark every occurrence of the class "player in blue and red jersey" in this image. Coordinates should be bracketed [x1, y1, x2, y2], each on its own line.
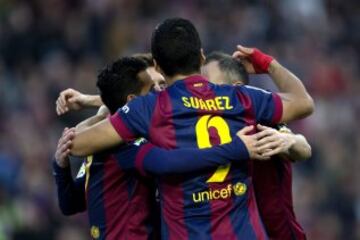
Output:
[54, 56, 269, 240]
[203, 51, 311, 240]
[69, 18, 314, 240]
[53, 57, 157, 240]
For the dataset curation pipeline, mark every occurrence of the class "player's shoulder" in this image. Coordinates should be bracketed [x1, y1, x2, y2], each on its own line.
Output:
[123, 91, 158, 112]
[238, 85, 272, 94]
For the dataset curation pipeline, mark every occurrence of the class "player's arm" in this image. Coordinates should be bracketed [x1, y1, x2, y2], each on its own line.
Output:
[233, 46, 314, 123]
[70, 118, 124, 156]
[75, 105, 109, 132]
[134, 126, 270, 176]
[53, 128, 86, 215]
[71, 95, 153, 156]
[268, 60, 314, 122]
[56, 88, 103, 115]
[254, 124, 312, 161]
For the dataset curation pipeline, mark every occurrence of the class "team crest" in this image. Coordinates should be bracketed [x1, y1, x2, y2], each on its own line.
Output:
[233, 182, 247, 196]
[90, 226, 100, 239]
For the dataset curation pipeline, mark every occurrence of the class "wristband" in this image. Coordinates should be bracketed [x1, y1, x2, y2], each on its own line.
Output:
[249, 48, 274, 74]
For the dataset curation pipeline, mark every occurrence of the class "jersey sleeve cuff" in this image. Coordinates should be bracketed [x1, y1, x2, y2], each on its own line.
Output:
[134, 143, 155, 177]
[52, 160, 72, 178]
[109, 112, 136, 142]
[271, 93, 283, 125]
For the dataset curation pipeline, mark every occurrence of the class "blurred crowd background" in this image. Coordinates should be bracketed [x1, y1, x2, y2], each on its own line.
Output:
[0, 0, 359, 239]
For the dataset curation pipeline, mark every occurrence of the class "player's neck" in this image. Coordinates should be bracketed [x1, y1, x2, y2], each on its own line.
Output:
[166, 72, 201, 86]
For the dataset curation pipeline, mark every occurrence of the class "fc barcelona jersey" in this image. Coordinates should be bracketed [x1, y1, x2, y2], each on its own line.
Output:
[110, 75, 283, 240]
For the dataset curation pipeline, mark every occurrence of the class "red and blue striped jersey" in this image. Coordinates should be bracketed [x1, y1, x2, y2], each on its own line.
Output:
[110, 75, 283, 240]
[254, 158, 306, 240]
[79, 143, 155, 240]
[254, 127, 306, 240]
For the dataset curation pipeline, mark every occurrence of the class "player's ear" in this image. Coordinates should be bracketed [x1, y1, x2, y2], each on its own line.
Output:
[200, 49, 206, 66]
[126, 94, 137, 103]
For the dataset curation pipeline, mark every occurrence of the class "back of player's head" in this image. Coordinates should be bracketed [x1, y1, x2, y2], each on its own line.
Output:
[151, 18, 202, 77]
[97, 57, 148, 114]
[132, 52, 154, 67]
[205, 51, 230, 64]
[206, 51, 249, 85]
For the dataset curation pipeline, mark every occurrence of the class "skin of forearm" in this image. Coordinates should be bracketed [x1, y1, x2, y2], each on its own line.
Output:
[268, 60, 314, 121]
[75, 106, 109, 132]
[287, 134, 312, 162]
[71, 119, 123, 157]
[75, 115, 106, 132]
[84, 95, 103, 108]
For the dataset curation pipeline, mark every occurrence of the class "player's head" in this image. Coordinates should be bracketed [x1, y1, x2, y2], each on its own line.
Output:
[202, 51, 249, 85]
[151, 18, 205, 78]
[133, 52, 167, 91]
[97, 57, 153, 114]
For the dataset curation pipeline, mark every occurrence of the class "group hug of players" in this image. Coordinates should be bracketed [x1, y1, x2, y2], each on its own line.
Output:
[53, 18, 314, 240]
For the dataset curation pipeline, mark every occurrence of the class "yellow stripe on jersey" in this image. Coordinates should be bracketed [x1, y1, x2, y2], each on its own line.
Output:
[85, 155, 93, 192]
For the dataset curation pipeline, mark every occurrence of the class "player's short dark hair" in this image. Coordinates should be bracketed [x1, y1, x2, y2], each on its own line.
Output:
[132, 52, 154, 67]
[97, 57, 148, 114]
[205, 51, 230, 64]
[151, 18, 202, 77]
[206, 51, 249, 85]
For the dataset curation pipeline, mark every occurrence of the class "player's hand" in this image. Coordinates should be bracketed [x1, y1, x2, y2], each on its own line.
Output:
[236, 125, 270, 160]
[56, 88, 89, 115]
[55, 127, 76, 168]
[254, 124, 295, 158]
[232, 45, 274, 74]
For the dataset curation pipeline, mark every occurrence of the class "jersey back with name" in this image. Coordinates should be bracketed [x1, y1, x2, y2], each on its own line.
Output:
[110, 75, 283, 240]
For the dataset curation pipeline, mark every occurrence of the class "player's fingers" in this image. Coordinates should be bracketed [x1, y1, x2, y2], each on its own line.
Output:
[56, 98, 68, 115]
[59, 89, 74, 106]
[60, 148, 71, 160]
[237, 125, 254, 136]
[66, 127, 76, 133]
[232, 51, 247, 59]
[256, 124, 272, 131]
[252, 152, 270, 161]
[62, 128, 73, 137]
[237, 45, 254, 55]
[56, 104, 61, 115]
[64, 131, 76, 141]
[58, 105, 67, 115]
[257, 139, 282, 152]
[58, 93, 67, 107]
[61, 131, 76, 143]
[262, 147, 283, 157]
[252, 129, 274, 140]
[59, 140, 72, 153]
[255, 135, 278, 146]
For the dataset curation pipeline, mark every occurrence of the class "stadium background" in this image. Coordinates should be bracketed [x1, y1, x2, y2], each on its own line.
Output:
[0, 0, 358, 239]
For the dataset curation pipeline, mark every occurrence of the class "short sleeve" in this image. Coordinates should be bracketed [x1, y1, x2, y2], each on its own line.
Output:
[109, 93, 156, 142]
[240, 85, 283, 125]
